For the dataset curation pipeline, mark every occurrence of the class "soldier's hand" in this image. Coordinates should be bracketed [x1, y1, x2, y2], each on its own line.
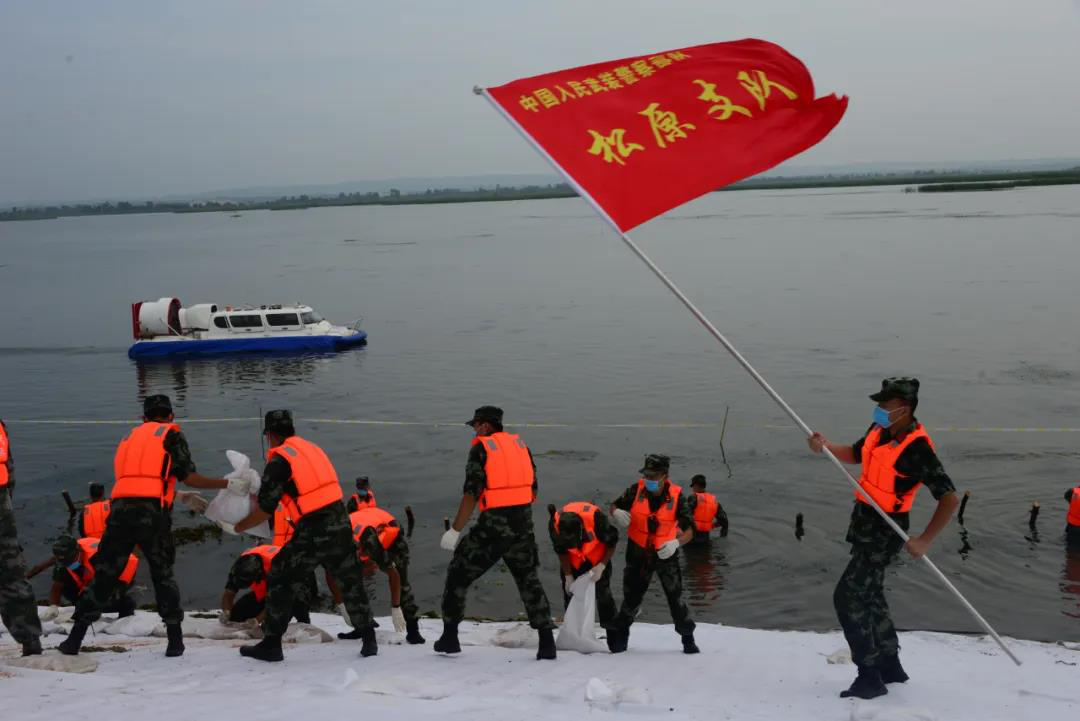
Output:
[904, 536, 931, 559]
[217, 521, 238, 535]
[611, 509, 632, 529]
[391, 607, 406, 633]
[440, 528, 461, 551]
[39, 605, 59, 622]
[563, 574, 574, 595]
[807, 432, 827, 454]
[588, 563, 606, 581]
[657, 539, 680, 560]
[336, 602, 354, 627]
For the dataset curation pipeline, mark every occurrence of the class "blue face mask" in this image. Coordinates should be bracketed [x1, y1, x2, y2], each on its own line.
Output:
[872, 406, 895, 428]
[644, 479, 661, 493]
[357, 490, 369, 498]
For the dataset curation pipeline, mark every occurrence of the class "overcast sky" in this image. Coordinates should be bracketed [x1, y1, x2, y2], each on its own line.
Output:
[2, 1, 1079, 205]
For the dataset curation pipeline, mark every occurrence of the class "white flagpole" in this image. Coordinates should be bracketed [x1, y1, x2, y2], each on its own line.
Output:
[475, 85, 1021, 666]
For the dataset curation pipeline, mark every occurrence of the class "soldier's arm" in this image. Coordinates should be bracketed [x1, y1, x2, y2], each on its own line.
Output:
[48, 581, 63, 606]
[235, 458, 289, 532]
[675, 494, 695, 545]
[26, 556, 56, 579]
[166, 430, 228, 490]
[1067, 489, 1074, 502]
[610, 486, 635, 514]
[451, 444, 485, 531]
[716, 503, 730, 537]
[594, 512, 618, 564]
[386, 566, 403, 607]
[901, 441, 959, 559]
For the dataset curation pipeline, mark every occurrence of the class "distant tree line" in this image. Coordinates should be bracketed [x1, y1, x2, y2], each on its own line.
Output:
[3, 167, 1079, 222]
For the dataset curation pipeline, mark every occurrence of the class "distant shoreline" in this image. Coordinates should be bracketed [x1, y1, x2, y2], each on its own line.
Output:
[3, 167, 1078, 222]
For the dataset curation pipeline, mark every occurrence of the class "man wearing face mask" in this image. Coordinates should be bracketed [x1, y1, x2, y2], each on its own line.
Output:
[808, 377, 958, 700]
[607, 454, 697, 654]
[347, 476, 376, 512]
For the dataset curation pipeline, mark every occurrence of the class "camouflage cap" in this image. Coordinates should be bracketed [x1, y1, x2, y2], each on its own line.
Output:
[143, 394, 172, 416]
[466, 405, 504, 427]
[355, 475, 371, 490]
[52, 535, 78, 562]
[88, 482, 106, 498]
[263, 409, 295, 434]
[639, 453, 671, 475]
[869, 377, 920, 403]
[555, 510, 585, 545]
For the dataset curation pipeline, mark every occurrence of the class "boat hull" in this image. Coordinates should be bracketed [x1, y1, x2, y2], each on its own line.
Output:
[128, 331, 367, 359]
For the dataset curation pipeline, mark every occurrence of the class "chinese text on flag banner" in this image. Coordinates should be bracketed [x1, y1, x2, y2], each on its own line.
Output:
[486, 39, 848, 231]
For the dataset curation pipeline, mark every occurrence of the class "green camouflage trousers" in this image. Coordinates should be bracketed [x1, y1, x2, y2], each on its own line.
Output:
[74, 498, 182, 625]
[614, 541, 695, 635]
[441, 510, 554, 630]
[0, 489, 42, 644]
[387, 542, 420, 623]
[264, 503, 373, 637]
[833, 546, 899, 667]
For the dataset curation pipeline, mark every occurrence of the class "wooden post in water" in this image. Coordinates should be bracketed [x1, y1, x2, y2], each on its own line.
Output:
[443, 517, 450, 532]
[957, 491, 971, 526]
[404, 506, 415, 537]
[1029, 502, 1040, 529]
[795, 512, 805, 541]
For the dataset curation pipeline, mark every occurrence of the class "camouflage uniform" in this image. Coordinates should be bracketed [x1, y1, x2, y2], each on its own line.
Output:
[441, 440, 554, 630]
[1, 440, 43, 646]
[834, 378, 956, 670]
[71, 429, 194, 625]
[359, 528, 419, 623]
[548, 508, 618, 627]
[224, 551, 312, 624]
[611, 474, 696, 635]
[256, 454, 373, 637]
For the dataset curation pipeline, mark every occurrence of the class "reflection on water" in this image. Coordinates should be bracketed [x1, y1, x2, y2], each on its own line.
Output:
[1064, 548, 1080, 621]
[682, 540, 729, 609]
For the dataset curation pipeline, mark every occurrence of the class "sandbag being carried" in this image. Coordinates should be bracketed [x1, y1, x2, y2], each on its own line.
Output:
[556, 574, 608, 654]
[204, 450, 269, 538]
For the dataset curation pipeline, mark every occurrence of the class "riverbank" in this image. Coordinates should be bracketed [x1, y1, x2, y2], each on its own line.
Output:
[2, 612, 1076, 721]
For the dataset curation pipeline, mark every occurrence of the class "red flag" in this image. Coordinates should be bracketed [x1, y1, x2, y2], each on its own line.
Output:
[486, 39, 847, 232]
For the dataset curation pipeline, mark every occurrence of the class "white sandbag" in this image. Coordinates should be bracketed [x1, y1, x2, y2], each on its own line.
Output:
[102, 613, 162, 637]
[148, 617, 256, 640]
[556, 574, 608, 654]
[283, 622, 334, 644]
[491, 623, 536, 649]
[204, 450, 270, 538]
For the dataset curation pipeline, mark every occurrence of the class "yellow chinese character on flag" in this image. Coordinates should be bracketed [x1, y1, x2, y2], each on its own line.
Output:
[630, 60, 655, 78]
[555, 84, 575, 102]
[519, 95, 541, 113]
[586, 128, 645, 166]
[667, 51, 690, 61]
[693, 80, 753, 120]
[583, 77, 608, 94]
[648, 54, 673, 69]
[613, 66, 638, 85]
[737, 70, 798, 111]
[533, 88, 560, 109]
[566, 80, 591, 98]
[597, 71, 622, 90]
[639, 102, 696, 149]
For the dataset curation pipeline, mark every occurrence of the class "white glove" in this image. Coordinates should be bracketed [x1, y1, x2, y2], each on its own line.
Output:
[227, 475, 252, 495]
[218, 609, 231, 625]
[564, 575, 574, 595]
[337, 602, 353, 628]
[657, 539, 681, 560]
[588, 563, 606, 581]
[611, 509, 632, 529]
[40, 605, 59, 622]
[440, 528, 461, 551]
[176, 491, 209, 513]
[392, 606, 406, 633]
[217, 521, 237, 535]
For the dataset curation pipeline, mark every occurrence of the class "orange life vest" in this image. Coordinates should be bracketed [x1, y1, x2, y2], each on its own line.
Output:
[856, 424, 935, 513]
[240, 544, 281, 602]
[553, 502, 607, 569]
[474, 432, 535, 510]
[112, 422, 181, 506]
[272, 503, 296, 546]
[266, 436, 343, 520]
[81, 500, 111, 538]
[0, 422, 9, 487]
[1068, 486, 1080, 528]
[692, 492, 719, 532]
[350, 490, 377, 510]
[627, 481, 683, 550]
[66, 537, 138, 594]
[349, 508, 401, 562]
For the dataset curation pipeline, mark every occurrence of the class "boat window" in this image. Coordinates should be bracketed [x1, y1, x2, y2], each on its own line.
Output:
[229, 314, 263, 328]
[300, 311, 323, 324]
[213, 316, 229, 329]
[266, 313, 300, 327]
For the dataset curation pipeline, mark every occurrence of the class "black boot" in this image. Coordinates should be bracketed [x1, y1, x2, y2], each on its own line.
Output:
[337, 627, 363, 640]
[59, 620, 89, 656]
[433, 620, 461, 654]
[681, 632, 700, 654]
[240, 635, 284, 662]
[360, 625, 378, 658]
[606, 627, 628, 654]
[876, 656, 910, 684]
[536, 628, 556, 660]
[165, 624, 185, 657]
[22, 637, 42, 656]
[840, 666, 888, 699]
[117, 596, 136, 619]
[405, 618, 426, 645]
